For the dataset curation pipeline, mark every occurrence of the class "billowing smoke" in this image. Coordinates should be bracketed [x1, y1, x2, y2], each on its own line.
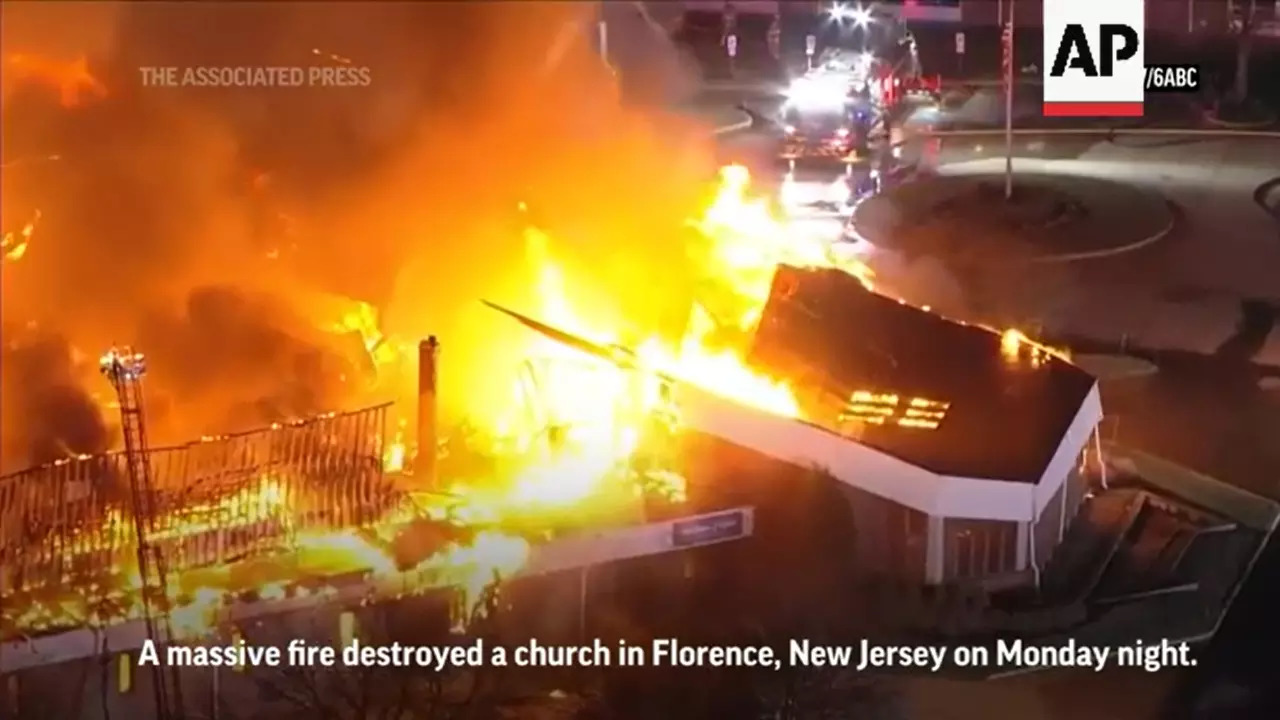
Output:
[1, 1, 714, 470]
[600, 1, 702, 107]
[0, 327, 112, 471]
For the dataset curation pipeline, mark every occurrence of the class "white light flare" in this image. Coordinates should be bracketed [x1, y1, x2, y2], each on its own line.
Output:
[830, 3, 873, 28]
[785, 76, 848, 112]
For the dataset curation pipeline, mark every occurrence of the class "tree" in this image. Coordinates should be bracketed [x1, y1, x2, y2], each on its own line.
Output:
[231, 587, 507, 720]
[1231, 0, 1258, 102]
[1, 659, 93, 720]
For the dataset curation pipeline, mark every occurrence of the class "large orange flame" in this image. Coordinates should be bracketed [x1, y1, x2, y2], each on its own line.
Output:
[5, 53, 107, 108]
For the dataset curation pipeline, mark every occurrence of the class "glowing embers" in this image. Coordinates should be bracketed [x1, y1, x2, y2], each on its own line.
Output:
[1000, 329, 1071, 368]
[839, 391, 950, 431]
[1, 209, 41, 262]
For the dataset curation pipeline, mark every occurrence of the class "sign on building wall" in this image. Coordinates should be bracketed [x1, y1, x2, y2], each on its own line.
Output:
[672, 509, 749, 548]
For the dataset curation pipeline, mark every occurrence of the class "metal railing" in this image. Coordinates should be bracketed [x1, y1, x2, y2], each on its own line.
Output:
[0, 404, 394, 601]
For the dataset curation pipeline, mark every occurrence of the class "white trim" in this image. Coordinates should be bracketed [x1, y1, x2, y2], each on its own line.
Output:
[1028, 481, 1041, 589]
[925, 515, 945, 584]
[932, 474, 1039, 522]
[1058, 474, 1069, 543]
[1015, 521, 1029, 570]
[1033, 383, 1103, 517]
[673, 380, 1104, 524]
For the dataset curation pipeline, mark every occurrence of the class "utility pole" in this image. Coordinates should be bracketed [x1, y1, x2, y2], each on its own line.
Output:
[100, 348, 184, 720]
[1003, 0, 1016, 200]
[597, 18, 609, 70]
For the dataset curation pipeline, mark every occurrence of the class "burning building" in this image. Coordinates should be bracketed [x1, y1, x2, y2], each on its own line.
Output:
[5, 3, 1273, 717]
[742, 264, 1099, 587]
[0, 155, 1095, 646]
[2, 149, 1086, 711]
[3, 155, 1276, 717]
[0, 333, 759, 719]
[520, 261, 1101, 591]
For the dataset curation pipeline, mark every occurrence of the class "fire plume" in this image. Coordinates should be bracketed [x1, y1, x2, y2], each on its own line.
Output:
[2, 164, 884, 642]
[4, 53, 107, 108]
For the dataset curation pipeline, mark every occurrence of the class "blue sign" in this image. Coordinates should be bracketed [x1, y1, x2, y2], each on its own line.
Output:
[672, 510, 748, 548]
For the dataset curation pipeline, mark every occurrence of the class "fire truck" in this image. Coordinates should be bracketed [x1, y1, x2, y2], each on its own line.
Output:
[874, 70, 942, 107]
[777, 53, 879, 162]
[779, 80, 872, 161]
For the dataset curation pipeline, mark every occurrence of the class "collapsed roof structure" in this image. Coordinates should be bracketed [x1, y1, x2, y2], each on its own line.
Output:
[663, 263, 1276, 657]
[671, 264, 1103, 587]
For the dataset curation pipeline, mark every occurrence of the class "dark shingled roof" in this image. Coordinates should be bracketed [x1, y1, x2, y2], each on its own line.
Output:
[747, 265, 1098, 483]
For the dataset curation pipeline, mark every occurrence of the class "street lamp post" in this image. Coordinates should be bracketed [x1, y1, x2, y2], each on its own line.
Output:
[597, 19, 609, 69]
[1003, 0, 1016, 200]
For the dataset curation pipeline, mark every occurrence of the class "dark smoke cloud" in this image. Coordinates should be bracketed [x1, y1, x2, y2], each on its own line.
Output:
[135, 286, 367, 441]
[1, 1, 716, 468]
[0, 327, 111, 472]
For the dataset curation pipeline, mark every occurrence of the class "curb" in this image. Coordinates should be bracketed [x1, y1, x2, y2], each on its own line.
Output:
[1072, 354, 1160, 380]
[1202, 107, 1279, 131]
[1253, 177, 1280, 221]
[712, 111, 754, 136]
[1029, 199, 1177, 264]
[847, 176, 1177, 265]
[699, 79, 787, 95]
[920, 127, 1280, 140]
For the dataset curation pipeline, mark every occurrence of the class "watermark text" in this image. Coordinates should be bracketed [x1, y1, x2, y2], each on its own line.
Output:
[138, 65, 371, 88]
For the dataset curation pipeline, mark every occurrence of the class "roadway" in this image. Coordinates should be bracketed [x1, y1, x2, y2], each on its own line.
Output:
[896, 132, 1280, 364]
[704, 85, 1280, 371]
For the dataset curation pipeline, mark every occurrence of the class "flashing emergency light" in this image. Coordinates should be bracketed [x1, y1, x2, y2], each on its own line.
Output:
[829, 3, 873, 28]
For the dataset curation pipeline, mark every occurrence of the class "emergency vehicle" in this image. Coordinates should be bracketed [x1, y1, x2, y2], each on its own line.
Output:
[778, 66, 875, 162]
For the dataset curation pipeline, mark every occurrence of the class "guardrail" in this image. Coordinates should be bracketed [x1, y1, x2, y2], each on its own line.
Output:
[919, 127, 1280, 139]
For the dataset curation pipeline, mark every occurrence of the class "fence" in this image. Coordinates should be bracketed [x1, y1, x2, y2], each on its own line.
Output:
[0, 404, 395, 601]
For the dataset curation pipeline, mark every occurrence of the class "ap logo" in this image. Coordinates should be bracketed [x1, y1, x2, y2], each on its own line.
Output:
[1042, 0, 1145, 116]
